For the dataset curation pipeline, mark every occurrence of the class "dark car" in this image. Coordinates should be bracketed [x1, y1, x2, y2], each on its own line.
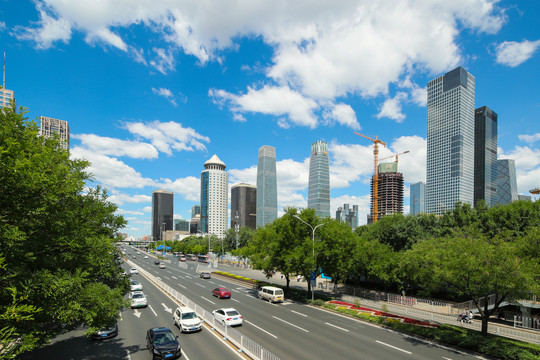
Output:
[154, 260, 160, 265]
[146, 327, 182, 359]
[91, 323, 118, 340]
[211, 287, 231, 299]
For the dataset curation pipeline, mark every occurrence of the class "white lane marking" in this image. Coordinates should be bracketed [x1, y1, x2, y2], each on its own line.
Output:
[200, 296, 216, 305]
[195, 283, 205, 288]
[133, 309, 141, 318]
[162, 303, 172, 313]
[148, 305, 158, 317]
[164, 276, 170, 280]
[272, 316, 309, 332]
[208, 280, 216, 284]
[245, 320, 278, 339]
[442, 357, 453, 360]
[291, 310, 307, 317]
[231, 298, 240, 303]
[172, 276, 178, 279]
[375, 340, 412, 354]
[177, 283, 187, 289]
[325, 322, 349, 332]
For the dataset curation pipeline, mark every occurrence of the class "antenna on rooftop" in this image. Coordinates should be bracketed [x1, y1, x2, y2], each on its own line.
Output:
[3, 52, 5, 89]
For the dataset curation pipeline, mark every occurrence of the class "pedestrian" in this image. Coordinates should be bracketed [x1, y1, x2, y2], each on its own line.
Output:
[297, 274, 301, 282]
[281, 274, 284, 280]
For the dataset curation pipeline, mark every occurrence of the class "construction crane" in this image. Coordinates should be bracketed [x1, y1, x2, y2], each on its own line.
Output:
[354, 132, 386, 223]
[530, 188, 540, 195]
[379, 150, 410, 164]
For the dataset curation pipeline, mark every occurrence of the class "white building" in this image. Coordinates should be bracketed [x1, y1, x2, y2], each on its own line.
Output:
[39, 116, 70, 150]
[200, 154, 228, 238]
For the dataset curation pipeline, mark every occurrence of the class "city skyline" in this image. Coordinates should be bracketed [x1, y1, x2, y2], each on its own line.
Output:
[1, 1, 539, 238]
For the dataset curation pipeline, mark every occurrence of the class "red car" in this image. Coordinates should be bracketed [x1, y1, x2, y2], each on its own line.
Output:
[212, 287, 231, 299]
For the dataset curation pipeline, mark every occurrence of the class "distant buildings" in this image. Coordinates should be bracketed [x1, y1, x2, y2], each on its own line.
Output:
[231, 183, 257, 229]
[368, 162, 403, 223]
[410, 182, 425, 215]
[200, 154, 228, 238]
[256, 145, 277, 227]
[308, 140, 330, 218]
[0, 87, 14, 109]
[336, 204, 358, 230]
[174, 219, 190, 232]
[191, 205, 201, 219]
[39, 116, 70, 150]
[152, 189, 174, 242]
[474, 106, 498, 207]
[426, 67, 475, 214]
[496, 159, 518, 205]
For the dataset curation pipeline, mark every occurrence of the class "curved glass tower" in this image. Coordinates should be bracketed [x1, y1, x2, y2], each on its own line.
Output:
[256, 145, 277, 227]
[308, 140, 330, 217]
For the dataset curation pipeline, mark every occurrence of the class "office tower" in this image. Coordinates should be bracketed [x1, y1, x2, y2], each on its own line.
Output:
[256, 145, 278, 227]
[336, 203, 358, 230]
[231, 183, 257, 229]
[174, 219, 190, 232]
[410, 182, 426, 215]
[474, 106, 498, 207]
[368, 162, 403, 223]
[426, 67, 475, 214]
[496, 159, 518, 205]
[308, 140, 330, 218]
[191, 205, 201, 219]
[39, 116, 70, 150]
[200, 154, 228, 238]
[152, 189, 174, 242]
[518, 195, 531, 202]
[190, 215, 200, 234]
[0, 87, 14, 109]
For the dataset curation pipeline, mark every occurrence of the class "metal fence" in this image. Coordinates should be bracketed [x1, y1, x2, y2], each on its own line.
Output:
[514, 316, 540, 331]
[128, 260, 280, 360]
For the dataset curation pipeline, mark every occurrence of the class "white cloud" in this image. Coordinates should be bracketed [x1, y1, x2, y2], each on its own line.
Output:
[124, 120, 210, 155]
[150, 47, 176, 74]
[376, 92, 408, 122]
[323, 103, 360, 130]
[158, 176, 201, 202]
[108, 192, 151, 206]
[14, 2, 71, 48]
[72, 133, 159, 159]
[518, 133, 540, 145]
[152, 87, 177, 106]
[498, 145, 540, 195]
[116, 209, 145, 216]
[495, 39, 540, 67]
[142, 206, 152, 213]
[85, 27, 127, 51]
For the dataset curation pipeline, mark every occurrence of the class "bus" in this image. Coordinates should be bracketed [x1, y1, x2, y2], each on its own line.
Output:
[197, 254, 209, 263]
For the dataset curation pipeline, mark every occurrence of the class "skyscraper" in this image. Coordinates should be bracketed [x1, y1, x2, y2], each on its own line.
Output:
[426, 67, 475, 214]
[152, 189, 174, 242]
[410, 182, 426, 215]
[496, 159, 518, 205]
[200, 154, 228, 238]
[336, 203, 358, 230]
[368, 162, 403, 223]
[308, 140, 330, 218]
[0, 87, 14, 109]
[39, 116, 70, 150]
[231, 183, 257, 229]
[174, 219, 190, 231]
[191, 205, 201, 219]
[256, 145, 278, 227]
[474, 106, 498, 207]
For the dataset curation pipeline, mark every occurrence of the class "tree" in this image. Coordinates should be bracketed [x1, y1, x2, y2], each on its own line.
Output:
[0, 105, 128, 353]
[400, 226, 538, 336]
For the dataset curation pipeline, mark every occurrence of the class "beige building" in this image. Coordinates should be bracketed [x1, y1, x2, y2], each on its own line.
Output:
[0, 87, 14, 109]
[39, 116, 70, 150]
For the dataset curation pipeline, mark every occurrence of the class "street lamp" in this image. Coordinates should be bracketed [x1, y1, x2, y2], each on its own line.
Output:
[293, 215, 327, 301]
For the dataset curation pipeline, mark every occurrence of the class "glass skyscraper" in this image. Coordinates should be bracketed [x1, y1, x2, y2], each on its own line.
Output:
[308, 140, 330, 218]
[231, 183, 257, 229]
[410, 182, 425, 215]
[256, 145, 277, 227]
[152, 189, 174, 242]
[200, 154, 228, 238]
[426, 67, 475, 215]
[496, 159, 518, 205]
[474, 106, 498, 207]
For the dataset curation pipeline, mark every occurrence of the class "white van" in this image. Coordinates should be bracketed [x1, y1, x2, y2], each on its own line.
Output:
[258, 286, 284, 303]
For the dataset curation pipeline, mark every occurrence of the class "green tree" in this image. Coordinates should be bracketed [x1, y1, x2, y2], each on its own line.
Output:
[0, 105, 128, 353]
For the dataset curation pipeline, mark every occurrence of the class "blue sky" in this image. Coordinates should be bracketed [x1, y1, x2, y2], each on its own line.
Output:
[1, 0, 539, 239]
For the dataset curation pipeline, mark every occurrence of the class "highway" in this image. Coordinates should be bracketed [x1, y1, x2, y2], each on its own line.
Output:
[128, 247, 478, 360]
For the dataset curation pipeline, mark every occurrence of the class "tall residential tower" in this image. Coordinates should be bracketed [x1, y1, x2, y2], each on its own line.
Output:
[39, 116, 70, 150]
[200, 154, 228, 238]
[308, 140, 330, 218]
[256, 145, 277, 227]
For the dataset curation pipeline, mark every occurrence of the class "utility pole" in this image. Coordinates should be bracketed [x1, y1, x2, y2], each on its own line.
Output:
[235, 211, 239, 249]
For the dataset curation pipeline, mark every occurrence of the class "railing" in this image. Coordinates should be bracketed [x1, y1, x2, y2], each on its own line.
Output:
[127, 260, 280, 360]
[514, 316, 540, 331]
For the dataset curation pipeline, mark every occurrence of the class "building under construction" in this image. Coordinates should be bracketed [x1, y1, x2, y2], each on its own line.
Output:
[367, 162, 404, 224]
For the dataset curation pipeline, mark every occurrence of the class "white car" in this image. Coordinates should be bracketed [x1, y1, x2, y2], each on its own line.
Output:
[129, 291, 147, 308]
[173, 307, 203, 332]
[130, 280, 143, 291]
[144, 255, 148, 259]
[129, 268, 138, 274]
[212, 308, 243, 327]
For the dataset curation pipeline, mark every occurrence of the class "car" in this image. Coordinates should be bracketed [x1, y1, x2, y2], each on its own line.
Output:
[178, 256, 186, 262]
[199, 271, 211, 279]
[154, 260, 161, 265]
[173, 307, 203, 333]
[159, 262, 166, 269]
[211, 287, 231, 299]
[130, 280, 143, 291]
[91, 323, 118, 340]
[129, 291, 148, 308]
[212, 308, 243, 327]
[146, 327, 182, 360]
[129, 268, 139, 274]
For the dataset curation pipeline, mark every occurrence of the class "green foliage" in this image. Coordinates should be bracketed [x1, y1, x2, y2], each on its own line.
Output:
[0, 105, 128, 354]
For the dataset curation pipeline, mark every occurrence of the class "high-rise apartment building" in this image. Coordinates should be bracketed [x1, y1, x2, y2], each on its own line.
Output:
[410, 182, 426, 215]
[174, 219, 190, 232]
[474, 106, 498, 207]
[231, 183, 257, 229]
[39, 116, 70, 150]
[336, 203, 358, 230]
[0, 87, 14, 109]
[496, 159, 518, 205]
[368, 162, 403, 223]
[256, 145, 278, 227]
[426, 67, 475, 214]
[200, 154, 228, 238]
[308, 140, 330, 218]
[152, 189, 174, 242]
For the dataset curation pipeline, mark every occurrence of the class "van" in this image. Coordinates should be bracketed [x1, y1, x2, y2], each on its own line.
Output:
[159, 262, 166, 269]
[258, 286, 284, 303]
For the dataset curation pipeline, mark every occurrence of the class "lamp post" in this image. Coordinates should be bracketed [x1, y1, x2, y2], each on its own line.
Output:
[161, 222, 166, 255]
[293, 215, 327, 301]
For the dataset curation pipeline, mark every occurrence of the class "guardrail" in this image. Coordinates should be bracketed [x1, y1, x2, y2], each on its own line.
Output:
[514, 316, 540, 331]
[128, 260, 280, 360]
